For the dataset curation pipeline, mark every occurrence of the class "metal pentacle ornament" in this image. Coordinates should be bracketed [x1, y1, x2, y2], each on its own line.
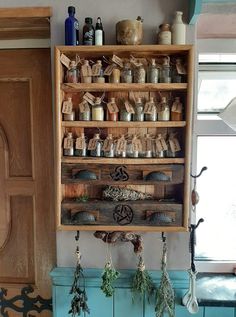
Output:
[110, 165, 129, 181]
[113, 204, 133, 225]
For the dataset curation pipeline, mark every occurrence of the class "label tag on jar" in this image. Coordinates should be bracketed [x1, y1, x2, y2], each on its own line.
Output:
[81, 64, 92, 77]
[60, 54, 71, 69]
[112, 55, 123, 68]
[124, 101, 135, 114]
[116, 136, 127, 152]
[176, 62, 187, 75]
[92, 63, 102, 76]
[141, 138, 152, 151]
[130, 55, 142, 67]
[169, 137, 181, 153]
[107, 102, 119, 113]
[102, 139, 113, 152]
[83, 92, 96, 105]
[79, 100, 90, 113]
[132, 136, 142, 152]
[172, 101, 182, 113]
[156, 137, 168, 152]
[62, 99, 73, 114]
[157, 102, 166, 113]
[76, 137, 86, 150]
[88, 138, 98, 150]
[144, 102, 155, 114]
[104, 64, 116, 76]
[63, 137, 74, 149]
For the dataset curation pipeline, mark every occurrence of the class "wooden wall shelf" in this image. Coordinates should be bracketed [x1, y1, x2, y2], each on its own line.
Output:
[62, 121, 186, 128]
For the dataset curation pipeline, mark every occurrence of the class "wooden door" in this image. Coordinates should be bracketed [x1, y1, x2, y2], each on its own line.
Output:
[0, 49, 55, 317]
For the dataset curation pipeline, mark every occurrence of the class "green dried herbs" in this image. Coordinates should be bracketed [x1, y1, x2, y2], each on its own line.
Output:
[69, 247, 90, 316]
[101, 261, 120, 297]
[132, 255, 155, 301]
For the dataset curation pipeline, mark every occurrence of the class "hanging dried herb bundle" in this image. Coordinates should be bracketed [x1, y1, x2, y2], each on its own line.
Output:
[132, 255, 155, 301]
[155, 240, 175, 317]
[101, 261, 120, 297]
[103, 186, 153, 201]
[69, 247, 90, 316]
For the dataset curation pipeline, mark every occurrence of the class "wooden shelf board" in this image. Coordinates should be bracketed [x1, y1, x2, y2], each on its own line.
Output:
[61, 179, 183, 185]
[61, 83, 188, 92]
[61, 157, 185, 165]
[62, 121, 186, 128]
[62, 199, 181, 206]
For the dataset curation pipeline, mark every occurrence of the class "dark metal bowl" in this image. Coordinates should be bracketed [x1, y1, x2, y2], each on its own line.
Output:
[72, 170, 97, 180]
[145, 171, 170, 181]
[72, 211, 96, 224]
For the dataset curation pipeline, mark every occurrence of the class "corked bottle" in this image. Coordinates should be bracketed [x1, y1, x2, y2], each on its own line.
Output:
[134, 64, 146, 83]
[158, 97, 170, 121]
[74, 133, 87, 157]
[154, 134, 167, 158]
[140, 134, 153, 158]
[160, 56, 171, 83]
[103, 134, 115, 158]
[66, 61, 79, 83]
[92, 60, 105, 83]
[106, 97, 119, 121]
[144, 97, 157, 121]
[171, 97, 183, 121]
[133, 97, 144, 122]
[115, 134, 127, 158]
[157, 23, 171, 45]
[120, 100, 133, 122]
[121, 63, 133, 83]
[109, 65, 120, 83]
[89, 133, 103, 157]
[127, 135, 139, 158]
[172, 58, 186, 83]
[167, 133, 181, 158]
[63, 132, 74, 156]
[92, 97, 104, 121]
[81, 60, 92, 83]
[147, 59, 158, 83]
[78, 101, 91, 121]
[63, 97, 75, 121]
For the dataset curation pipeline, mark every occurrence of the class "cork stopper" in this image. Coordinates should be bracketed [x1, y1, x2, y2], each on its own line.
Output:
[67, 132, 73, 138]
[108, 134, 113, 139]
[110, 97, 116, 103]
[151, 58, 156, 66]
[175, 96, 180, 101]
[162, 96, 167, 103]
[94, 133, 100, 139]
[70, 61, 76, 68]
[150, 97, 154, 103]
[84, 60, 89, 66]
[159, 23, 170, 31]
[95, 97, 101, 104]
[97, 60, 102, 65]
[81, 132, 85, 137]
[68, 97, 72, 101]
[137, 97, 142, 103]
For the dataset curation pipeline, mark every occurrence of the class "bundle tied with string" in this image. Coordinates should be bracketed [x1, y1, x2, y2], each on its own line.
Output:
[69, 246, 90, 316]
[100, 237, 120, 297]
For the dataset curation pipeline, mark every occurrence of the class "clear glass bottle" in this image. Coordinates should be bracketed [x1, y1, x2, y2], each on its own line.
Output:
[121, 63, 133, 83]
[103, 134, 115, 158]
[133, 97, 144, 122]
[160, 56, 171, 83]
[172, 58, 185, 83]
[74, 133, 87, 157]
[92, 97, 104, 121]
[120, 101, 132, 122]
[140, 134, 153, 158]
[83, 17, 95, 45]
[147, 59, 158, 83]
[93, 60, 105, 83]
[167, 134, 181, 158]
[153, 134, 166, 157]
[127, 136, 139, 158]
[63, 97, 75, 121]
[66, 61, 79, 83]
[115, 135, 127, 158]
[158, 97, 170, 121]
[171, 97, 183, 121]
[81, 60, 92, 83]
[106, 97, 119, 121]
[144, 97, 157, 121]
[157, 23, 171, 45]
[134, 64, 146, 83]
[78, 102, 91, 121]
[63, 132, 74, 156]
[89, 133, 103, 157]
[109, 66, 120, 83]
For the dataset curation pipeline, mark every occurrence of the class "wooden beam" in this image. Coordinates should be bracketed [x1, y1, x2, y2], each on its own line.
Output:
[0, 7, 52, 18]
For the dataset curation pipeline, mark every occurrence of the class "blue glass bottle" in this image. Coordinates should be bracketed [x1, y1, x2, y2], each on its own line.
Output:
[65, 6, 79, 45]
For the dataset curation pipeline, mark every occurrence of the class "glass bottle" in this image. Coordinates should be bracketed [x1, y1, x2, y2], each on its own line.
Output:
[92, 97, 104, 121]
[172, 58, 186, 83]
[160, 56, 171, 83]
[65, 6, 79, 45]
[106, 97, 119, 121]
[89, 133, 103, 157]
[120, 101, 132, 122]
[115, 135, 127, 158]
[171, 97, 183, 121]
[133, 97, 144, 122]
[74, 133, 87, 157]
[147, 59, 158, 83]
[66, 61, 79, 83]
[153, 134, 166, 158]
[78, 102, 91, 121]
[109, 66, 120, 83]
[93, 60, 105, 83]
[83, 17, 95, 45]
[127, 136, 139, 158]
[103, 134, 115, 158]
[167, 134, 181, 158]
[172, 11, 186, 45]
[157, 23, 171, 45]
[121, 63, 133, 83]
[81, 60, 92, 83]
[63, 132, 74, 156]
[144, 97, 157, 121]
[158, 97, 170, 121]
[140, 134, 153, 158]
[95, 17, 104, 46]
[134, 64, 146, 83]
[63, 97, 75, 121]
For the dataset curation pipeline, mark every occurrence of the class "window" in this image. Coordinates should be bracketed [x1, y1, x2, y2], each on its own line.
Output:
[195, 54, 236, 263]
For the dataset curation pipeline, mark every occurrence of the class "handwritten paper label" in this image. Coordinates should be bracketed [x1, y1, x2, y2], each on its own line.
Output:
[63, 137, 73, 149]
[83, 92, 96, 105]
[141, 138, 152, 152]
[60, 54, 71, 69]
[92, 63, 102, 76]
[88, 138, 98, 150]
[176, 62, 187, 75]
[79, 100, 90, 113]
[81, 64, 92, 77]
[130, 55, 142, 67]
[76, 137, 86, 150]
[132, 137, 142, 152]
[112, 55, 123, 68]
[124, 101, 135, 114]
[116, 137, 127, 152]
[156, 137, 168, 152]
[169, 137, 181, 153]
[144, 102, 155, 115]
[104, 64, 116, 76]
[107, 102, 119, 113]
[62, 99, 73, 114]
[172, 101, 182, 113]
[102, 139, 113, 152]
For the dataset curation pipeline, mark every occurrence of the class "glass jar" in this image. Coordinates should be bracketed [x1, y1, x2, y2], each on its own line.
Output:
[109, 66, 120, 83]
[120, 101, 132, 122]
[147, 59, 158, 83]
[66, 61, 79, 83]
[74, 133, 87, 157]
[126, 137, 139, 158]
[63, 97, 75, 121]
[171, 97, 183, 121]
[92, 97, 104, 121]
[160, 56, 171, 83]
[167, 134, 181, 158]
[157, 23, 171, 45]
[93, 60, 105, 83]
[103, 134, 115, 158]
[134, 64, 146, 83]
[172, 58, 186, 83]
[140, 134, 153, 158]
[89, 133, 103, 157]
[158, 97, 170, 121]
[115, 135, 127, 158]
[78, 101, 91, 121]
[144, 97, 157, 121]
[133, 97, 144, 122]
[106, 97, 119, 121]
[121, 63, 133, 83]
[153, 134, 166, 157]
[63, 132, 74, 156]
[81, 60, 92, 83]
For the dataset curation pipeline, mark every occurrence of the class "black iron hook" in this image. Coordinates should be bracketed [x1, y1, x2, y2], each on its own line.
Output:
[75, 231, 80, 241]
[161, 232, 166, 243]
[191, 166, 207, 179]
